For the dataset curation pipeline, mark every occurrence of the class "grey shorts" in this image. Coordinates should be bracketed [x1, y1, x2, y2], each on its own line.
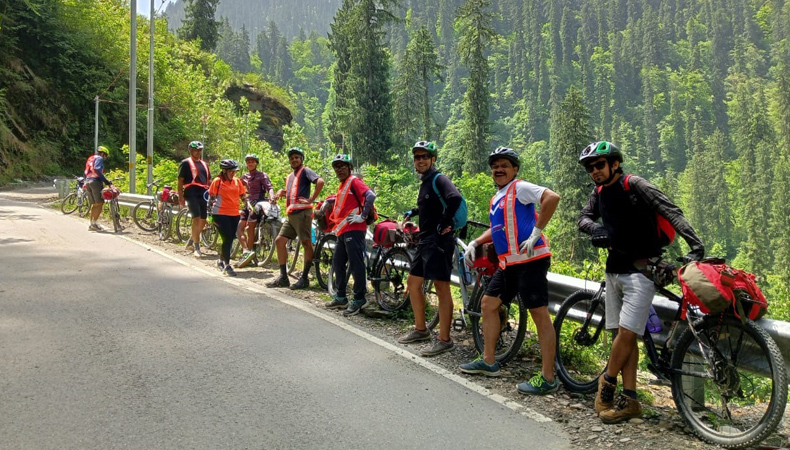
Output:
[278, 209, 312, 241]
[85, 180, 104, 204]
[605, 272, 657, 336]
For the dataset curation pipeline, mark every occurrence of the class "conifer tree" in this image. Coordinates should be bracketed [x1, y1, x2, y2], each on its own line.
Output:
[178, 0, 220, 51]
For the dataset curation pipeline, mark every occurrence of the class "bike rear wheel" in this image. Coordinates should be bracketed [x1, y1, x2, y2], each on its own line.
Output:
[61, 193, 78, 214]
[470, 286, 527, 364]
[286, 239, 301, 275]
[670, 315, 787, 449]
[157, 208, 172, 241]
[374, 247, 412, 311]
[255, 222, 277, 266]
[132, 201, 158, 232]
[553, 289, 611, 393]
[175, 209, 191, 243]
[423, 280, 441, 331]
[110, 200, 122, 233]
[201, 223, 219, 249]
[315, 234, 337, 290]
[77, 193, 90, 217]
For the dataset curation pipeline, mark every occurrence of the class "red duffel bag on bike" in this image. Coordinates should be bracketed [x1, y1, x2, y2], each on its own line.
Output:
[678, 261, 767, 321]
[373, 220, 398, 247]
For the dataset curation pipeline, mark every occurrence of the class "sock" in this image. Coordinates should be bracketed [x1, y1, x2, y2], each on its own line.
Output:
[623, 389, 637, 399]
[279, 264, 287, 277]
[604, 373, 617, 385]
[302, 259, 312, 278]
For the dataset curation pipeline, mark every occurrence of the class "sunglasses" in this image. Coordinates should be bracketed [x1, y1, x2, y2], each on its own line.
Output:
[413, 154, 431, 161]
[585, 160, 608, 173]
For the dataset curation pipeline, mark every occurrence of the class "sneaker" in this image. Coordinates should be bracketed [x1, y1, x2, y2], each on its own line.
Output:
[193, 247, 202, 258]
[266, 274, 290, 288]
[420, 338, 454, 356]
[595, 376, 617, 413]
[217, 260, 225, 271]
[236, 250, 255, 269]
[325, 296, 349, 309]
[88, 223, 101, 231]
[459, 358, 501, 377]
[599, 394, 643, 424]
[342, 299, 367, 316]
[397, 328, 432, 344]
[517, 374, 560, 395]
[290, 277, 309, 290]
[223, 265, 237, 277]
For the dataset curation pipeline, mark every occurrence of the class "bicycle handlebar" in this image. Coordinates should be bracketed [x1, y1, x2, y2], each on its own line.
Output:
[466, 220, 488, 229]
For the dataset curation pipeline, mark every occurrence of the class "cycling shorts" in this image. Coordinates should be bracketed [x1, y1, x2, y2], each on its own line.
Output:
[485, 257, 550, 309]
[409, 234, 455, 282]
[85, 179, 104, 205]
[184, 187, 208, 220]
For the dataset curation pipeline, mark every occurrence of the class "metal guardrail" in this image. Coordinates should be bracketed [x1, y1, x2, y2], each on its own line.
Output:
[117, 193, 790, 373]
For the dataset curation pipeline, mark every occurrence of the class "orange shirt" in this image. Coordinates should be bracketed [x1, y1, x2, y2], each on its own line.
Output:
[208, 176, 246, 216]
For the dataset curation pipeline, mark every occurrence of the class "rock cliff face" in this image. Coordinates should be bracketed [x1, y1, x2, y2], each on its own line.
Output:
[224, 83, 292, 152]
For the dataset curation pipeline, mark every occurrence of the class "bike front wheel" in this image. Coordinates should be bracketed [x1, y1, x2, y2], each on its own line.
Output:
[670, 315, 787, 449]
[157, 208, 172, 241]
[132, 201, 158, 232]
[553, 289, 611, 393]
[470, 289, 527, 364]
[201, 223, 219, 249]
[77, 193, 90, 217]
[286, 239, 302, 275]
[110, 200, 122, 233]
[255, 222, 277, 266]
[175, 208, 191, 243]
[61, 193, 78, 214]
[314, 234, 337, 290]
[373, 247, 412, 312]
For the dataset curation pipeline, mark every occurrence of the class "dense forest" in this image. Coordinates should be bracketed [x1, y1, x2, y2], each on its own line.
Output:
[1, 0, 789, 312]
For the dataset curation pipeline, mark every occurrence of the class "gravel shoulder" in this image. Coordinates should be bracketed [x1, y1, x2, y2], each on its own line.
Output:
[11, 184, 789, 450]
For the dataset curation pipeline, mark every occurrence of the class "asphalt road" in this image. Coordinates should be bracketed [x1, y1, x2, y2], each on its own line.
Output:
[0, 191, 570, 450]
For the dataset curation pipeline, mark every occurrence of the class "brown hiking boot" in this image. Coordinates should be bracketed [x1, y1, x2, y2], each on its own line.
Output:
[595, 376, 617, 413]
[599, 394, 642, 424]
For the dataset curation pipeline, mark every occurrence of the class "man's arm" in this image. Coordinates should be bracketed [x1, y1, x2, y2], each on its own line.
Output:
[535, 189, 560, 229]
[360, 190, 376, 218]
[309, 177, 324, 203]
[578, 191, 601, 235]
[177, 177, 185, 207]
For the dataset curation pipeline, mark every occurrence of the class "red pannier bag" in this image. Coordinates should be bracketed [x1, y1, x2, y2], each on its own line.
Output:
[314, 196, 336, 232]
[678, 262, 767, 321]
[471, 243, 498, 276]
[373, 220, 398, 247]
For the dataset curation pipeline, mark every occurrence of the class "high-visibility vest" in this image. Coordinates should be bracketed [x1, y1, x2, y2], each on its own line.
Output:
[329, 175, 361, 234]
[489, 179, 551, 269]
[84, 155, 100, 179]
[285, 167, 313, 214]
[183, 158, 210, 189]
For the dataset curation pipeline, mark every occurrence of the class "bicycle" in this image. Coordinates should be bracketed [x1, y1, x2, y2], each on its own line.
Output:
[131, 178, 180, 241]
[228, 201, 281, 267]
[101, 182, 123, 233]
[553, 257, 787, 449]
[60, 176, 90, 217]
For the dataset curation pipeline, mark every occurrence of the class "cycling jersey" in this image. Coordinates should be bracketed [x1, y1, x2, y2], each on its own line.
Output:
[241, 170, 273, 203]
[284, 166, 320, 214]
[208, 177, 246, 216]
[178, 157, 210, 190]
[408, 167, 462, 238]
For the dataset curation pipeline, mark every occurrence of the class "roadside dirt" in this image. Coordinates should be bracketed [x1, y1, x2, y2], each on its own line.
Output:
[13, 185, 789, 450]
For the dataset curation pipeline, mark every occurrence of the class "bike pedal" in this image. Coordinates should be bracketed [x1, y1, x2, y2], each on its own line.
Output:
[452, 318, 465, 332]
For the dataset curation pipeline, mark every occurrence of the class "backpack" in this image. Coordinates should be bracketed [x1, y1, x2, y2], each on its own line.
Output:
[432, 172, 468, 230]
[678, 261, 768, 322]
[314, 196, 336, 232]
[597, 174, 675, 247]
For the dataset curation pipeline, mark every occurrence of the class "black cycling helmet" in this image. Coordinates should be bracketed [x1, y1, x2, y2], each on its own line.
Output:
[188, 141, 204, 152]
[331, 154, 353, 168]
[219, 159, 239, 171]
[488, 146, 520, 168]
[411, 141, 437, 157]
[245, 153, 259, 163]
[287, 147, 305, 159]
[579, 141, 623, 165]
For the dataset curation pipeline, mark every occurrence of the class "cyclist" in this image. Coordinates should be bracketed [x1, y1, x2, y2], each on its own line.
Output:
[396, 141, 462, 357]
[267, 147, 324, 289]
[323, 154, 377, 316]
[577, 141, 704, 423]
[460, 147, 561, 395]
[84, 145, 112, 231]
[207, 159, 248, 277]
[178, 141, 211, 258]
[236, 153, 275, 268]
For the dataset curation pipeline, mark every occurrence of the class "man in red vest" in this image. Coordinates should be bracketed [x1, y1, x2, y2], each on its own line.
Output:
[267, 147, 324, 289]
[177, 141, 211, 258]
[84, 145, 112, 231]
[323, 154, 376, 316]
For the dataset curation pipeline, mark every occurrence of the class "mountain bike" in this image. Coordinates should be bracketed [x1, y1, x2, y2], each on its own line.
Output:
[553, 257, 787, 449]
[60, 176, 89, 217]
[228, 201, 281, 267]
[132, 178, 180, 240]
[102, 183, 123, 233]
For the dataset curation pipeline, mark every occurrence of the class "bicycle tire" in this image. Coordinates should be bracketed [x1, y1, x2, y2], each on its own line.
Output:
[61, 193, 78, 214]
[175, 208, 192, 243]
[670, 315, 788, 449]
[553, 289, 611, 393]
[373, 247, 412, 311]
[470, 287, 527, 364]
[157, 208, 172, 241]
[326, 260, 351, 297]
[286, 239, 301, 275]
[77, 193, 90, 217]
[314, 234, 337, 290]
[132, 201, 158, 232]
[423, 279, 441, 331]
[255, 222, 277, 266]
[110, 201, 122, 233]
[201, 223, 219, 249]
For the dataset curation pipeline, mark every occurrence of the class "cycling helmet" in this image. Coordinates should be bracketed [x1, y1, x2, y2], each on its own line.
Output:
[579, 141, 623, 165]
[331, 154, 353, 168]
[188, 141, 204, 152]
[245, 153, 259, 163]
[97, 145, 110, 156]
[219, 159, 239, 171]
[412, 141, 437, 157]
[287, 147, 305, 159]
[488, 146, 520, 168]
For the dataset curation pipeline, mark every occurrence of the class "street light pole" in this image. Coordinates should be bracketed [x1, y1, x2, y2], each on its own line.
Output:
[129, 0, 137, 193]
[146, 0, 155, 195]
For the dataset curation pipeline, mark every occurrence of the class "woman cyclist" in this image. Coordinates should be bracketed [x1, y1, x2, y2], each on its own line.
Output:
[208, 159, 248, 276]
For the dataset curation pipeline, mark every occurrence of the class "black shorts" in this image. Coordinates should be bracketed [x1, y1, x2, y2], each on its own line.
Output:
[409, 234, 455, 282]
[485, 257, 550, 309]
[184, 187, 208, 220]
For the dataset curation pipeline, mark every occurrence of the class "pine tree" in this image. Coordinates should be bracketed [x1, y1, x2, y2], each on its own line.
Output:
[178, 0, 220, 51]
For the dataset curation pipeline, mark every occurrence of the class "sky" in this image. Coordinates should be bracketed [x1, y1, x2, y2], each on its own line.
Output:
[136, 0, 176, 18]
